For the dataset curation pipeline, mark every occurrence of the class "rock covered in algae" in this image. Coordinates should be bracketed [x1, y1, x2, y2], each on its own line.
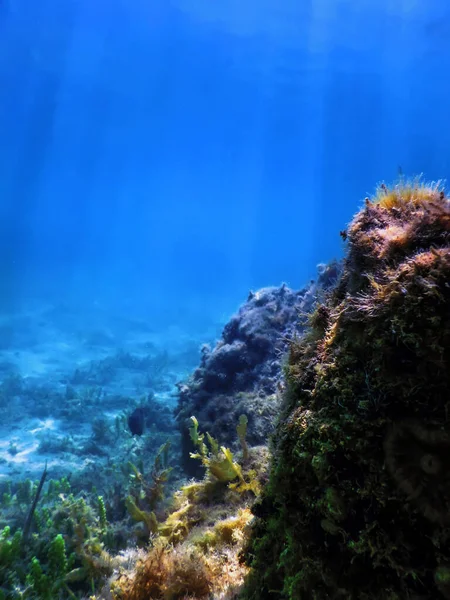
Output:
[242, 181, 450, 600]
[176, 266, 340, 476]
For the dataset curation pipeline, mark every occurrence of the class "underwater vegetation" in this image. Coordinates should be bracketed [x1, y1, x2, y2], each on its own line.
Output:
[0, 409, 266, 599]
[0, 471, 117, 599]
[242, 180, 450, 599]
[111, 414, 269, 600]
[0, 428, 181, 598]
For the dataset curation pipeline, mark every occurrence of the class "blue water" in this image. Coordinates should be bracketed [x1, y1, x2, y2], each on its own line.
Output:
[1, 0, 450, 325]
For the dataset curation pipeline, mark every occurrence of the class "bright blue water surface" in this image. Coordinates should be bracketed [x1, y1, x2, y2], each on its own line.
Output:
[1, 0, 449, 324]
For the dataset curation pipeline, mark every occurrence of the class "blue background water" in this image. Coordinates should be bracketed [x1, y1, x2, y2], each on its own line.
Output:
[1, 0, 449, 325]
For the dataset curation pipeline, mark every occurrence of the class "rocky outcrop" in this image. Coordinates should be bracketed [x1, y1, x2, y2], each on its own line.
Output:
[176, 262, 340, 475]
[242, 182, 450, 600]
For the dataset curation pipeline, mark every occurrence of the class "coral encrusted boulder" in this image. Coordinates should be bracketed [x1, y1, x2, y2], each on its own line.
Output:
[176, 265, 339, 476]
[242, 181, 450, 600]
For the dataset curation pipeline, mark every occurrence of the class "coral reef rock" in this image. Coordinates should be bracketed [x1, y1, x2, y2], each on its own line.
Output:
[242, 181, 450, 600]
[176, 263, 339, 476]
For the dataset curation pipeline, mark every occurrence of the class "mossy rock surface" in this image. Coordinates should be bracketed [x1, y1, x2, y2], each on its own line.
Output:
[243, 182, 450, 600]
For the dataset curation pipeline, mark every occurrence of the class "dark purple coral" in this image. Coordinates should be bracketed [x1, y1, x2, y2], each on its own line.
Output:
[176, 264, 339, 475]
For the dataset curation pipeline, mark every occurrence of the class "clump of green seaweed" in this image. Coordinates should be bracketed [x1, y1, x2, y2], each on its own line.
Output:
[0, 423, 180, 599]
[124, 440, 173, 541]
[0, 472, 116, 599]
[242, 179, 450, 599]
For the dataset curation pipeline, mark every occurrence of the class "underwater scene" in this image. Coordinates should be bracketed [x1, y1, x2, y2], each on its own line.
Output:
[1, 0, 450, 598]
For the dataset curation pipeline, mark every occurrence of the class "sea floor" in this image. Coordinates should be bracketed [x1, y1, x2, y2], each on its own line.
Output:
[0, 300, 222, 486]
